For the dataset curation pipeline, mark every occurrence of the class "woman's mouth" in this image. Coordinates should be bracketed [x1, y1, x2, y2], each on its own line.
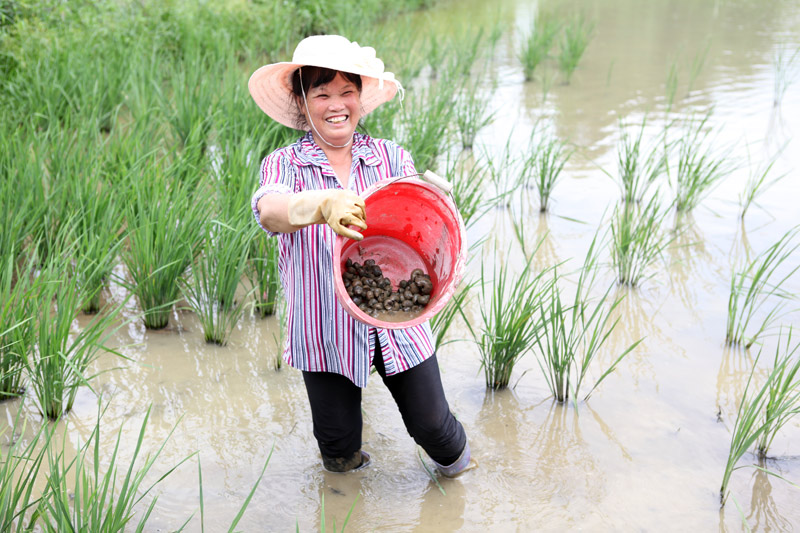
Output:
[326, 115, 348, 124]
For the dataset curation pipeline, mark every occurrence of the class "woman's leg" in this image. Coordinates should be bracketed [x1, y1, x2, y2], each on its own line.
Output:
[302, 371, 368, 472]
[373, 348, 468, 469]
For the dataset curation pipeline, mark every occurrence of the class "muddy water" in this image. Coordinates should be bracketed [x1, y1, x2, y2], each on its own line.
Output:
[4, 0, 800, 530]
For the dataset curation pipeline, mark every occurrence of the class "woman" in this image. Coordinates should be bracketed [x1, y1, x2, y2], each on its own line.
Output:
[249, 35, 472, 475]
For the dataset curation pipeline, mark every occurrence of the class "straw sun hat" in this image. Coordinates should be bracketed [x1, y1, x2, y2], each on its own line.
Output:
[248, 35, 402, 130]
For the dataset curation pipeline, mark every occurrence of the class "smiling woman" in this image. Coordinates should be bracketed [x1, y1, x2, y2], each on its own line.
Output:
[247, 35, 474, 477]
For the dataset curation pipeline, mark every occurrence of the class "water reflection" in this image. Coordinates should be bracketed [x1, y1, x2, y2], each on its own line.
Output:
[746, 467, 792, 531]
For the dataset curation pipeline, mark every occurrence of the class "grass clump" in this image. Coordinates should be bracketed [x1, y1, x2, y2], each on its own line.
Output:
[523, 130, 573, 212]
[519, 13, 560, 81]
[725, 227, 800, 348]
[444, 154, 493, 228]
[38, 404, 191, 531]
[454, 76, 496, 150]
[249, 235, 282, 318]
[739, 145, 786, 220]
[465, 243, 552, 389]
[557, 13, 594, 84]
[24, 262, 126, 420]
[669, 113, 731, 212]
[122, 172, 207, 330]
[0, 408, 51, 531]
[614, 119, 667, 204]
[610, 194, 675, 286]
[720, 329, 800, 505]
[181, 220, 256, 346]
[0, 254, 38, 399]
[533, 236, 642, 404]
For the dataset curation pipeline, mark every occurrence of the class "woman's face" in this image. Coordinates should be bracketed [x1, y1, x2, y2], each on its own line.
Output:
[302, 73, 361, 148]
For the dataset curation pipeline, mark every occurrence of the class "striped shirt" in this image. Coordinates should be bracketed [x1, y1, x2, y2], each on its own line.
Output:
[250, 131, 435, 388]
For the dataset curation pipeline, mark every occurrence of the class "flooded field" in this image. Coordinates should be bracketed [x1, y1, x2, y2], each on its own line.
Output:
[3, 0, 800, 530]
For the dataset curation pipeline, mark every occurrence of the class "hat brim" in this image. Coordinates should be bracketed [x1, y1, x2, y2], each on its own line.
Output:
[248, 62, 399, 130]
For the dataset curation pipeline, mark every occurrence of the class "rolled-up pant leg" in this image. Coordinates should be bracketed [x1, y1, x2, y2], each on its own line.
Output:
[302, 370, 363, 470]
[373, 349, 467, 466]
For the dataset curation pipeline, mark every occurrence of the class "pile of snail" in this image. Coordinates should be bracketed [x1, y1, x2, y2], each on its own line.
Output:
[342, 259, 433, 317]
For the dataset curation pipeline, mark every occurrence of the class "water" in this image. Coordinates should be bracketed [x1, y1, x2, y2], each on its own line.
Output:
[3, 0, 800, 530]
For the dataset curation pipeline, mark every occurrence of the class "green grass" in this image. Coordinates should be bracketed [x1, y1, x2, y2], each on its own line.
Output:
[464, 243, 552, 389]
[610, 194, 675, 286]
[519, 12, 560, 81]
[669, 112, 731, 212]
[523, 130, 573, 212]
[533, 235, 642, 404]
[0, 406, 51, 532]
[443, 154, 494, 229]
[37, 404, 191, 531]
[249, 235, 282, 319]
[454, 76, 496, 150]
[725, 227, 800, 348]
[398, 80, 456, 172]
[721, 329, 800, 505]
[122, 171, 207, 330]
[739, 145, 786, 220]
[613, 118, 667, 204]
[180, 220, 256, 346]
[430, 279, 476, 350]
[557, 13, 594, 84]
[24, 262, 127, 420]
[0, 254, 38, 399]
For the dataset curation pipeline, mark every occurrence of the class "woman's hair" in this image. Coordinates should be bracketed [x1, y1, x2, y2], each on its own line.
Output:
[290, 66, 363, 129]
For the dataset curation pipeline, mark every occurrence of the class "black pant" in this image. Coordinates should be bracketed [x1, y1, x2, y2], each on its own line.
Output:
[302, 347, 466, 466]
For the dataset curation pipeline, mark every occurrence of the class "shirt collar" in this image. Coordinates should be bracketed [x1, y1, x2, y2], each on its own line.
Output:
[294, 132, 381, 167]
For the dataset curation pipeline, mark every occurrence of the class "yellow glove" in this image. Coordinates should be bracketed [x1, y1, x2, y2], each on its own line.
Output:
[287, 189, 367, 241]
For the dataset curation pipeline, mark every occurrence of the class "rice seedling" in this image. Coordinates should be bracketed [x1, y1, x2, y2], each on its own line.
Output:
[24, 261, 127, 420]
[122, 173, 207, 330]
[612, 118, 667, 204]
[669, 112, 732, 212]
[725, 227, 800, 348]
[557, 14, 594, 84]
[739, 145, 787, 220]
[430, 279, 476, 350]
[63, 175, 124, 314]
[532, 235, 642, 404]
[0, 254, 38, 399]
[519, 12, 560, 81]
[315, 492, 359, 533]
[756, 328, 800, 459]
[398, 80, 456, 172]
[159, 49, 219, 150]
[248, 235, 281, 319]
[482, 133, 524, 209]
[523, 130, 573, 212]
[0, 406, 51, 532]
[463, 242, 552, 389]
[610, 194, 675, 287]
[443, 153, 493, 229]
[454, 76, 496, 150]
[180, 220, 256, 346]
[773, 45, 800, 108]
[0, 130, 41, 266]
[720, 329, 800, 505]
[37, 404, 192, 531]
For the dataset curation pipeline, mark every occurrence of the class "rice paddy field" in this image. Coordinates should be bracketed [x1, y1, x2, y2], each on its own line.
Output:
[2, 0, 800, 530]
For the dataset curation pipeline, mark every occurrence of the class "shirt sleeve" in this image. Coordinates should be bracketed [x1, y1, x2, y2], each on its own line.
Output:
[397, 143, 417, 177]
[251, 150, 296, 235]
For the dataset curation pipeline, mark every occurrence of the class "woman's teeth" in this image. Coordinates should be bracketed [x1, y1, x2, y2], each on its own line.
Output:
[327, 116, 347, 123]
